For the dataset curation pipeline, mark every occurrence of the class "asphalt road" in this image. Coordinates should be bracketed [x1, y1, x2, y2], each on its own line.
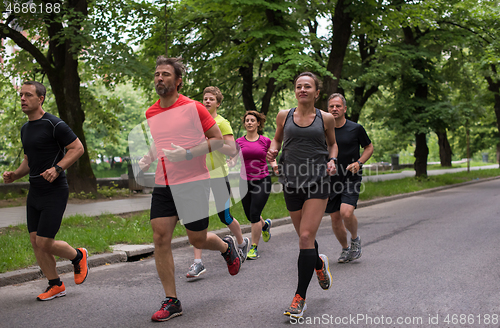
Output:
[1, 179, 500, 328]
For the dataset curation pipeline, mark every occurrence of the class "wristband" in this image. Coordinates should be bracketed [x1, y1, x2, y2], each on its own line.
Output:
[185, 149, 193, 161]
[54, 165, 64, 174]
[329, 157, 337, 163]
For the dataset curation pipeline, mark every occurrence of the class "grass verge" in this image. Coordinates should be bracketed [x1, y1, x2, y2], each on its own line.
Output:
[1, 168, 499, 274]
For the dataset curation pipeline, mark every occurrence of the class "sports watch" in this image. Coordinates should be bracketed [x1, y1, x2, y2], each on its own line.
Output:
[357, 160, 363, 168]
[185, 149, 193, 161]
[54, 165, 64, 174]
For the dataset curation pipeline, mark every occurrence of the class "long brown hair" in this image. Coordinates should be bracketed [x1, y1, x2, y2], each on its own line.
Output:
[243, 110, 266, 133]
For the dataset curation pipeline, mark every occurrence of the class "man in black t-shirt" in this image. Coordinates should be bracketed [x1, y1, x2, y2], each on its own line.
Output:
[3, 81, 89, 301]
[325, 93, 374, 263]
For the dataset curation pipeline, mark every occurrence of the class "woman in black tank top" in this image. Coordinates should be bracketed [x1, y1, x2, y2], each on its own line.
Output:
[267, 72, 338, 318]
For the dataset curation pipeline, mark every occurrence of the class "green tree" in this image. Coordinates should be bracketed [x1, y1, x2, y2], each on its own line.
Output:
[0, 0, 146, 192]
[83, 83, 148, 165]
[136, 0, 329, 126]
[438, 0, 500, 164]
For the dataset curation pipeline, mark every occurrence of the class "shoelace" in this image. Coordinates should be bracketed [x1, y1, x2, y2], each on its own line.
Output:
[161, 299, 174, 309]
[290, 295, 303, 309]
[43, 285, 54, 293]
[223, 246, 234, 264]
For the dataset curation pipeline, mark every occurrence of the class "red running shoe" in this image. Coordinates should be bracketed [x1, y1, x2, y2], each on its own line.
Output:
[222, 235, 241, 275]
[151, 298, 183, 322]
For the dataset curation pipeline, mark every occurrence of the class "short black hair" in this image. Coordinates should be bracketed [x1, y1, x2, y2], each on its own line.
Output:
[23, 81, 46, 105]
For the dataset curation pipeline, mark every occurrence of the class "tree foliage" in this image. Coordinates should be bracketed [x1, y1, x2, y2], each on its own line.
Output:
[2, 0, 500, 184]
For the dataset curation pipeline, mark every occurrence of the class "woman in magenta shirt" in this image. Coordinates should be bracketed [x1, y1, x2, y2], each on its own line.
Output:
[231, 110, 275, 260]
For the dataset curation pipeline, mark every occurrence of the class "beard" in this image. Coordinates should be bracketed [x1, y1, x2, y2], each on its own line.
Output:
[155, 82, 175, 96]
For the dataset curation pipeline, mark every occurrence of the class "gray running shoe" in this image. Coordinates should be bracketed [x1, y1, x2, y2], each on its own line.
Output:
[186, 262, 206, 278]
[349, 236, 362, 261]
[338, 247, 351, 263]
[238, 237, 250, 263]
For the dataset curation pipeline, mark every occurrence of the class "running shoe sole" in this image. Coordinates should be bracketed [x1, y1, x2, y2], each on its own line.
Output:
[37, 290, 66, 301]
[284, 303, 307, 318]
[186, 268, 206, 278]
[151, 312, 183, 322]
[37, 283, 66, 301]
[74, 247, 89, 285]
[317, 254, 332, 290]
[239, 237, 250, 263]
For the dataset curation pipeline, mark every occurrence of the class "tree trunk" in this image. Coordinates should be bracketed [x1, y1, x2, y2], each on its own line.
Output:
[260, 63, 279, 117]
[349, 34, 378, 122]
[239, 63, 257, 112]
[436, 128, 452, 167]
[497, 142, 500, 167]
[0, 0, 97, 193]
[485, 64, 500, 166]
[57, 40, 96, 193]
[237, 8, 284, 116]
[414, 132, 428, 177]
[320, 0, 354, 109]
[351, 85, 378, 123]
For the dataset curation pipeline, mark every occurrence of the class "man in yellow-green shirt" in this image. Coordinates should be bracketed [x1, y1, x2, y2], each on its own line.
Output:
[186, 86, 250, 278]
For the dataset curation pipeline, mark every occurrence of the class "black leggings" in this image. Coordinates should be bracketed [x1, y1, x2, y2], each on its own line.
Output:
[239, 175, 271, 223]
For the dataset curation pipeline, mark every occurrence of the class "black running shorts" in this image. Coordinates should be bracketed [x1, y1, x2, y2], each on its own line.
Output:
[150, 179, 210, 232]
[325, 174, 362, 214]
[283, 180, 330, 212]
[27, 185, 69, 238]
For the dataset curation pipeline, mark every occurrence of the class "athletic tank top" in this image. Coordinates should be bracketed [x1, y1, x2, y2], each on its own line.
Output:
[278, 108, 329, 188]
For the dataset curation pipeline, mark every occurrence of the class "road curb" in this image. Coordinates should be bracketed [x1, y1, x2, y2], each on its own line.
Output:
[1, 175, 498, 288]
[0, 252, 127, 288]
[357, 175, 500, 208]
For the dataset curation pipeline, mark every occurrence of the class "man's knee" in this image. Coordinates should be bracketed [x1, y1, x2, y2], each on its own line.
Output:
[339, 206, 355, 220]
[152, 228, 173, 248]
[35, 236, 53, 252]
[29, 233, 37, 248]
[151, 217, 177, 246]
[330, 212, 343, 225]
[187, 230, 208, 249]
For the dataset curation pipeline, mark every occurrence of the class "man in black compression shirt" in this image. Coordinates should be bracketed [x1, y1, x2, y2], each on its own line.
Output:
[3, 81, 89, 301]
[325, 93, 374, 263]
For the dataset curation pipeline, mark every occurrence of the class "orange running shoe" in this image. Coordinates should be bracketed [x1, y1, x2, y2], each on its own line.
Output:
[315, 254, 332, 290]
[37, 282, 66, 301]
[74, 248, 89, 284]
[283, 294, 307, 318]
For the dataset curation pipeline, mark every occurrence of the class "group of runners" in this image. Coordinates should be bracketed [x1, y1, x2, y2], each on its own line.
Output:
[3, 56, 373, 322]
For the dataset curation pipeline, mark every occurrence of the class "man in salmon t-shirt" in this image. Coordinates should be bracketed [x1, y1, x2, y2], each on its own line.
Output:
[138, 56, 241, 322]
